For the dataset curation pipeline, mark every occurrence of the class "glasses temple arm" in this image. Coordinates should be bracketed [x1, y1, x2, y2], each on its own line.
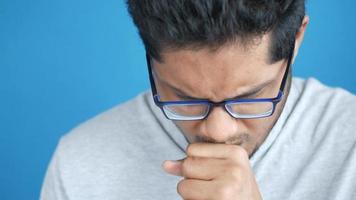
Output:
[280, 40, 296, 92]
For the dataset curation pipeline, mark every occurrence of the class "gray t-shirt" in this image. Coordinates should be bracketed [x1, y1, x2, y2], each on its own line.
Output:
[40, 77, 356, 200]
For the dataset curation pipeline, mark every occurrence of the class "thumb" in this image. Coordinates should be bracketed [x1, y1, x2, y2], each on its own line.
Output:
[162, 160, 183, 176]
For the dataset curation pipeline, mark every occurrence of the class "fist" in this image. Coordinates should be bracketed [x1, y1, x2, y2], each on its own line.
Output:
[162, 143, 262, 200]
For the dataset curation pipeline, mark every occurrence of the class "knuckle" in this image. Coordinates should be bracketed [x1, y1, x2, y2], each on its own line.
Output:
[181, 158, 191, 176]
[185, 155, 199, 163]
[176, 180, 187, 196]
[186, 144, 195, 156]
[181, 156, 199, 177]
[181, 157, 190, 170]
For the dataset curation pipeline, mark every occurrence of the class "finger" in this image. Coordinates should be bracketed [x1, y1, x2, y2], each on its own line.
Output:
[181, 156, 223, 180]
[186, 143, 249, 161]
[162, 160, 183, 176]
[177, 178, 213, 200]
[163, 157, 226, 179]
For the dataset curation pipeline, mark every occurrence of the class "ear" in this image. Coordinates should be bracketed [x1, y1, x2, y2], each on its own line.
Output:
[292, 15, 310, 63]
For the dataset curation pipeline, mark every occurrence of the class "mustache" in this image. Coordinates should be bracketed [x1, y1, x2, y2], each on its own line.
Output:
[195, 133, 250, 145]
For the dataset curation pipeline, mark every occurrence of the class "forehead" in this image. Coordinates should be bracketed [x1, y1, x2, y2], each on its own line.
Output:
[152, 35, 282, 101]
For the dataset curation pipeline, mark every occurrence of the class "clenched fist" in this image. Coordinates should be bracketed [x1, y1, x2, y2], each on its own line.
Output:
[162, 143, 262, 200]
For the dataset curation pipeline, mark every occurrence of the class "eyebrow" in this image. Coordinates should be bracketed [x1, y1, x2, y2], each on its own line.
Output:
[166, 80, 273, 101]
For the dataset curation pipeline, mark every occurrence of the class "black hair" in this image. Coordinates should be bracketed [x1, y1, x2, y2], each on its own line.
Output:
[127, 0, 305, 63]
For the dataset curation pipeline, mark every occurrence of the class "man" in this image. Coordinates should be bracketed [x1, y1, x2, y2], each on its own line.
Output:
[41, 0, 356, 199]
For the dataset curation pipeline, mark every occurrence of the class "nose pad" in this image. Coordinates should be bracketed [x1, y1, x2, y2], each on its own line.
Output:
[203, 106, 238, 142]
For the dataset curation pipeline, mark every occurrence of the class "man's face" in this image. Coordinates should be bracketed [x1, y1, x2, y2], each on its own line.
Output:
[152, 35, 291, 157]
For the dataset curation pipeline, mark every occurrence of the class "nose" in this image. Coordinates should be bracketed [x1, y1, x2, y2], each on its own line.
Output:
[202, 106, 238, 142]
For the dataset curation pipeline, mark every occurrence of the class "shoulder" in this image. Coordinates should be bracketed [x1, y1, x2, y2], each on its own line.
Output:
[60, 90, 155, 148]
[53, 90, 170, 168]
[290, 77, 356, 144]
[43, 91, 183, 198]
[294, 77, 356, 124]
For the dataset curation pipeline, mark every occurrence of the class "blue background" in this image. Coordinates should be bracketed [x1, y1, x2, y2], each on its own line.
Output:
[0, 0, 355, 199]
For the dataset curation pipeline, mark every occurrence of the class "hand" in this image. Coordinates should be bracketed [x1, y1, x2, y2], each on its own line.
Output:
[162, 143, 262, 200]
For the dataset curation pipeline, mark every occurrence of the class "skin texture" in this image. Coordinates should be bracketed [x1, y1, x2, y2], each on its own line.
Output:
[154, 16, 309, 200]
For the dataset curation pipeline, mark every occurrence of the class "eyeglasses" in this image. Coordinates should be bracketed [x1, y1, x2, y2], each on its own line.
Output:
[146, 42, 295, 121]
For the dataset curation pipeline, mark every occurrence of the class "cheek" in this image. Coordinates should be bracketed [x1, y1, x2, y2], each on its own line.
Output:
[242, 117, 275, 141]
[175, 121, 200, 136]
[244, 119, 267, 132]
